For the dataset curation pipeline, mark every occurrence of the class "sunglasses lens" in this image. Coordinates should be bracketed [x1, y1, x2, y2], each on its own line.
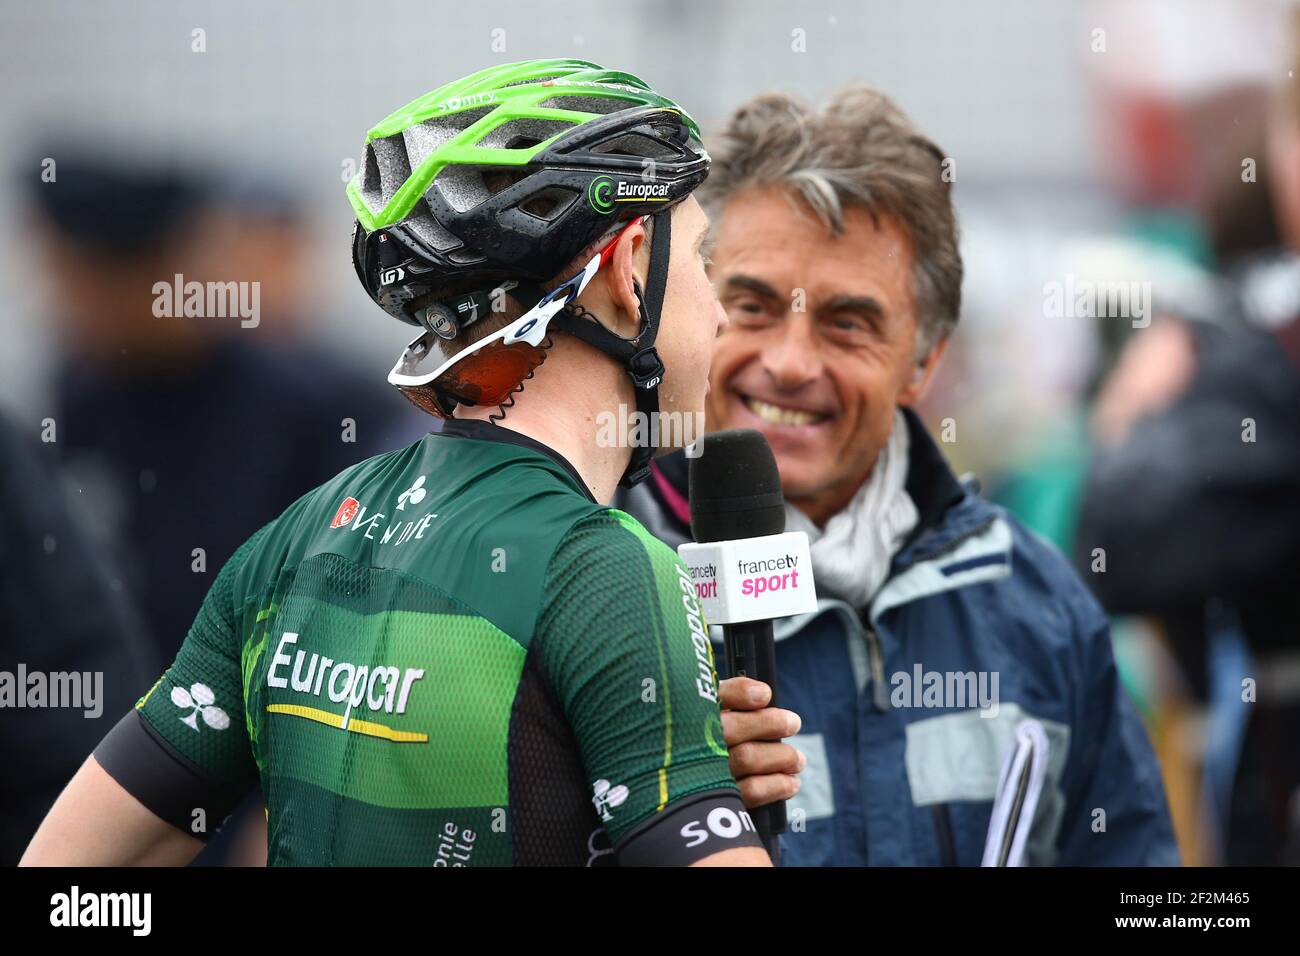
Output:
[440, 339, 548, 406]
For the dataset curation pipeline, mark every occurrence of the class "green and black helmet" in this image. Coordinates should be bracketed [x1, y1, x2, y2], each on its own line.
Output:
[349, 58, 709, 329]
[348, 58, 710, 487]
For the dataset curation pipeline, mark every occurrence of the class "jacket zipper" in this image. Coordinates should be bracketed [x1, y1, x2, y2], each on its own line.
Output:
[862, 621, 960, 864]
[932, 805, 959, 866]
[863, 625, 889, 713]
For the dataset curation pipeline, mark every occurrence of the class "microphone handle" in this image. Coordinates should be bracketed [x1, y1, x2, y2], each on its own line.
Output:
[723, 618, 786, 865]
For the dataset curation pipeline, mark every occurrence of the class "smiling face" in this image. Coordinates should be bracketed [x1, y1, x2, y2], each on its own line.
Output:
[705, 185, 942, 524]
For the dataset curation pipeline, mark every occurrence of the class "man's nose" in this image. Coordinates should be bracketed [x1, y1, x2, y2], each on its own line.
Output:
[761, 314, 822, 388]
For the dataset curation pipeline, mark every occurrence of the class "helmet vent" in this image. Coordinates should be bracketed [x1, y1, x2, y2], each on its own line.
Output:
[435, 166, 488, 213]
[359, 145, 382, 205]
[591, 132, 681, 160]
[368, 133, 413, 209]
[403, 199, 463, 252]
[517, 187, 577, 222]
[402, 107, 494, 168]
[482, 167, 529, 194]
[435, 165, 531, 213]
[476, 118, 573, 151]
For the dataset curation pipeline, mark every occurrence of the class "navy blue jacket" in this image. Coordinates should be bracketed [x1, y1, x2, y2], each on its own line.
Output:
[617, 411, 1178, 865]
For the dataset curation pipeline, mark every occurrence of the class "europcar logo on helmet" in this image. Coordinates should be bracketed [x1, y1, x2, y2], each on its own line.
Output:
[615, 181, 671, 201]
[588, 176, 672, 214]
[588, 175, 616, 214]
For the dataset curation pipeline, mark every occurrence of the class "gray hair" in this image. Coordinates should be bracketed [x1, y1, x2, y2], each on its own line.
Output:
[698, 87, 963, 356]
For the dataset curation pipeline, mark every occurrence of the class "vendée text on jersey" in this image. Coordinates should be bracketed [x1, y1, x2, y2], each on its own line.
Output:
[330, 495, 437, 547]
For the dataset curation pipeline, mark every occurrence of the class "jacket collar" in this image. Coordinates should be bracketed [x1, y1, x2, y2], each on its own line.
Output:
[870, 409, 1013, 622]
[898, 407, 966, 546]
[759, 410, 1012, 634]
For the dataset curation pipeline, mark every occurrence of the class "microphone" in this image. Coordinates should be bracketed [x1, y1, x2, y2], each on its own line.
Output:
[678, 429, 817, 864]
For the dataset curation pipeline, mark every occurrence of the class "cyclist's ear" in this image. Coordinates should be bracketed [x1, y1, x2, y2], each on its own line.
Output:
[602, 219, 649, 337]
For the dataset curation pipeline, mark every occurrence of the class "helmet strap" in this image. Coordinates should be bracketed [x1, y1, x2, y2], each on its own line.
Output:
[550, 208, 672, 487]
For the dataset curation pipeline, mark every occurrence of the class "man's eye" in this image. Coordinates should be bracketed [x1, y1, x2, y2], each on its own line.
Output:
[826, 314, 876, 338]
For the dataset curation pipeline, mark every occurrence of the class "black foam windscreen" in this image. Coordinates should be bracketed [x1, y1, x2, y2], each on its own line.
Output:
[688, 429, 785, 543]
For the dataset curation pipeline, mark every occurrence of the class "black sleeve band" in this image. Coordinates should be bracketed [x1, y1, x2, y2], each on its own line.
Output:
[93, 710, 251, 841]
[615, 789, 767, 866]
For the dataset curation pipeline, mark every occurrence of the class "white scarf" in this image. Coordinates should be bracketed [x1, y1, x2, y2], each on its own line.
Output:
[783, 410, 919, 609]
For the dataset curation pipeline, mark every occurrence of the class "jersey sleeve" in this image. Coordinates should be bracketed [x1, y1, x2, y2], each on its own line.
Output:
[94, 526, 268, 839]
[536, 508, 764, 865]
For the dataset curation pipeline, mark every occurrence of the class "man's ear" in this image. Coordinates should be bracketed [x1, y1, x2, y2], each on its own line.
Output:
[898, 335, 949, 406]
[602, 219, 648, 337]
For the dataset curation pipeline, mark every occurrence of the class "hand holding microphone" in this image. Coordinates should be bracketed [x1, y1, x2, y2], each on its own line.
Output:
[716, 677, 804, 811]
[679, 429, 818, 864]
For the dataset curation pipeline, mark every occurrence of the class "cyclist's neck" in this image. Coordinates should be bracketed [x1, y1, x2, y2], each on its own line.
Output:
[452, 341, 636, 504]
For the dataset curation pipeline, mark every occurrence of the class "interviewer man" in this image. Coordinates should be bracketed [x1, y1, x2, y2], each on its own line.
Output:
[619, 88, 1178, 865]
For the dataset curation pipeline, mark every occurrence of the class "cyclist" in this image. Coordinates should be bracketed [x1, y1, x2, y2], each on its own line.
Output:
[22, 59, 798, 866]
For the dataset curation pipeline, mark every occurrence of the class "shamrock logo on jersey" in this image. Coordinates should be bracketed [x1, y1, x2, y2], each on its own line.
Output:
[591, 779, 629, 822]
[397, 475, 428, 511]
[171, 682, 231, 733]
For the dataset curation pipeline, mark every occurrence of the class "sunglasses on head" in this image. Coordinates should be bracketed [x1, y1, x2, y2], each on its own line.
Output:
[387, 216, 648, 415]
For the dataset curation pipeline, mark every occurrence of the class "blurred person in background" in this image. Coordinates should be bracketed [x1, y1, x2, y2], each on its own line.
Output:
[27, 145, 416, 667]
[1076, 2, 1300, 864]
[0, 411, 155, 864]
[24, 145, 418, 864]
[618, 87, 1178, 865]
[979, 0, 1282, 555]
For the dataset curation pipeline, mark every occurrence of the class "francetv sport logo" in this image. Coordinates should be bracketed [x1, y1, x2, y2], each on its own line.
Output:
[676, 531, 818, 626]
